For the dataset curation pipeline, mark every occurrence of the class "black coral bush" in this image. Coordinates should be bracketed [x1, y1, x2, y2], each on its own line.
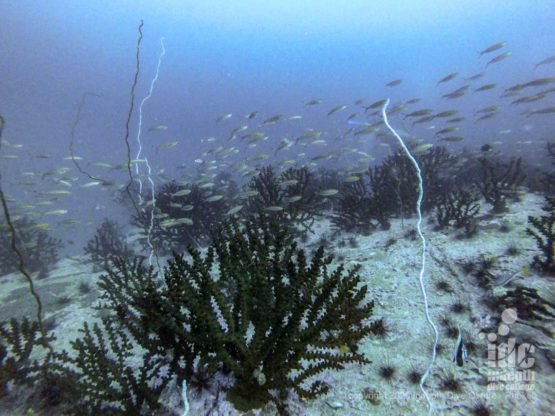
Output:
[245, 166, 322, 233]
[0, 217, 62, 279]
[434, 186, 481, 234]
[330, 147, 455, 234]
[476, 156, 525, 213]
[0, 317, 47, 398]
[47, 318, 171, 415]
[101, 214, 379, 412]
[526, 196, 555, 275]
[331, 177, 390, 234]
[84, 218, 133, 271]
[132, 180, 229, 253]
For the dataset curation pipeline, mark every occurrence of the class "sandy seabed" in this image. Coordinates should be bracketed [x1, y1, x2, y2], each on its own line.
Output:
[0, 192, 553, 416]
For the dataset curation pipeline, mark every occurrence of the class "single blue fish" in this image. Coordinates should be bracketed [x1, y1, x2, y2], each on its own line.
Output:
[453, 325, 468, 367]
[347, 119, 371, 126]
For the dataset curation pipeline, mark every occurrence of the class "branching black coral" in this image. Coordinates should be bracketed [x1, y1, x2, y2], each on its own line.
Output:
[540, 141, 555, 196]
[331, 162, 399, 233]
[331, 147, 456, 233]
[100, 215, 379, 412]
[476, 156, 525, 213]
[416, 146, 455, 211]
[526, 196, 555, 274]
[47, 318, 171, 415]
[97, 257, 169, 351]
[487, 285, 555, 337]
[245, 166, 322, 233]
[246, 165, 283, 210]
[279, 166, 322, 231]
[0, 217, 62, 279]
[383, 146, 453, 214]
[435, 187, 480, 234]
[0, 317, 49, 397]
[84, 218, 133, 271]
[1, 315, 170, 415]
[332, 179, 377, 234]
[132, 180, 229, 253]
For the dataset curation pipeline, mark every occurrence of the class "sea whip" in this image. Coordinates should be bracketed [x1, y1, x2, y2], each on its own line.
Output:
[382, 99, 439, 416]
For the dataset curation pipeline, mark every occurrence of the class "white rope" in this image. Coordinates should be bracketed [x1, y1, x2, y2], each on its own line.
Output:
[134, 37, 166, 266]
[382, 98, 439, 416]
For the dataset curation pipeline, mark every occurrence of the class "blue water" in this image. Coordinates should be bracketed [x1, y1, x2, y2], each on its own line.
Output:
[2, 1, 554, 158]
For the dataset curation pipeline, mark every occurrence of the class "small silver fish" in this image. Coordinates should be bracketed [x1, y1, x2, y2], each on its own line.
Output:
[486, 52, 511, 67]
[148, 124, 168, 132]
[479, 41, 505, 57]
[437, 72, 458, 85]
[305, 98, 322, 106]
[262, 114, 283, 125]
[386, 79, 402, 87]
[327, 104, 347, 116]
[535, 54, 555, 70]
[216, 113, 232, 122]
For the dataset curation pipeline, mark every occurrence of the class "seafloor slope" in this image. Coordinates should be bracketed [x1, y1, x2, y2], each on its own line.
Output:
[0, 192, 553, 416]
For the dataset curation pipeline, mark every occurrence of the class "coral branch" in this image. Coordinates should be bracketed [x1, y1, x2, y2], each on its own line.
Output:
[526, 196, 555, 274]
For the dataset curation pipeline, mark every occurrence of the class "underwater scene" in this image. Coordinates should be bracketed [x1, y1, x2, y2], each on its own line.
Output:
[0, 1, 554, 415]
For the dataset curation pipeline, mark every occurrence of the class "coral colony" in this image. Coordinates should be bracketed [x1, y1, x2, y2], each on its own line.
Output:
[84, 218, 134, 271]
